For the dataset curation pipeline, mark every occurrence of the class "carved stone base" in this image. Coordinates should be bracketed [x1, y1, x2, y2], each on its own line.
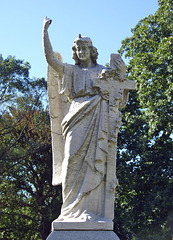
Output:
[52, 220, 113, 231]
[46, 230, 120, 240]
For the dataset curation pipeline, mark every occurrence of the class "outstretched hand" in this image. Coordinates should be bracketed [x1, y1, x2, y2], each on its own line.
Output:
[43, 16, 52, 30]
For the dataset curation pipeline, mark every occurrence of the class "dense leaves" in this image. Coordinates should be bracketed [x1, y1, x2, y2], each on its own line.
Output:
[118, 0, 173, 137]
[0, 56, 62, 240]
[1, 1, 173, 239]
[115, 0, 173, 239]
[0, 54, 47, 106]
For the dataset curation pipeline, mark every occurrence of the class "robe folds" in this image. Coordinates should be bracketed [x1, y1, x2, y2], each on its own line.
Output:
[57, 63, 109, 221]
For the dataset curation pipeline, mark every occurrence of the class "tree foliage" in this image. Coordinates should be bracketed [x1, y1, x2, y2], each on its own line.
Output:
[119, 0, 173, 137]
[115, 0, 173, 239]
[1, 1, 173, 239]
[0, 55, 62, 240]
[0, 54, 46, 105]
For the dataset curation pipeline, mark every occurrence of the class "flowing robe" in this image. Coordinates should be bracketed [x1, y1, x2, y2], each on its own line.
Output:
[57, 63, 110, 221]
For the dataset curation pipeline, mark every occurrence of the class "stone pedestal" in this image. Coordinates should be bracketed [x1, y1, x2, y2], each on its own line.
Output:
[52, 220, 113, 231]
[46, 221, 120, 240]
[46, 230, 120, 240]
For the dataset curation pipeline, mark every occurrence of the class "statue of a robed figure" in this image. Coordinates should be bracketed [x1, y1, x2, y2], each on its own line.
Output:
[42, 17, 135, 232]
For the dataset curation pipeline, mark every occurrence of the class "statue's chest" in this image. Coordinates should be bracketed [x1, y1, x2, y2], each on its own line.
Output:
[72, 67, 100, 96]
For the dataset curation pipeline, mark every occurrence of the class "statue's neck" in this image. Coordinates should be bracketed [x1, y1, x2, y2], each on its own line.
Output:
[80, 59, 95, 68]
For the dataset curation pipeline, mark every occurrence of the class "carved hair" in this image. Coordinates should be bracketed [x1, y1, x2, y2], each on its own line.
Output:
[72, 35, 98, 66]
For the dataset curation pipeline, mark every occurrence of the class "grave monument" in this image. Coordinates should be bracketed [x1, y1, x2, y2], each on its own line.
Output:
[42, 16, 135, 240]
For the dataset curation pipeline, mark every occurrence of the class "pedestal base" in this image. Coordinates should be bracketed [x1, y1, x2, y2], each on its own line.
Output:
[46, 230, 120, 240]
[52, 220, 113, 231]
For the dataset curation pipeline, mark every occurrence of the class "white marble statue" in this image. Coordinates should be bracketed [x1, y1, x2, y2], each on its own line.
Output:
[42, 17, 135, 230]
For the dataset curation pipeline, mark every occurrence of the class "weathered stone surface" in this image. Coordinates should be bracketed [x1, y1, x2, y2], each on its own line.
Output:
[52, 220, 113, 231]
[47, 231, 120, 240]
[43, 16, 135, 230]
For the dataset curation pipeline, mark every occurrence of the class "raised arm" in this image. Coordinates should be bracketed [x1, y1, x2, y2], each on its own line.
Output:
[42, 17, 64, 75]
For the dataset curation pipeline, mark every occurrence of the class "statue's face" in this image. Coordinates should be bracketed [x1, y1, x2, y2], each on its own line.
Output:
[75, 42, 91, 62]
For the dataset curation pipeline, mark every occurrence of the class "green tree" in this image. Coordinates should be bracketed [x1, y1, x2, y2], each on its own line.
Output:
[114, 0, 173, 239]
[119, 0, 173, 137]
[0, 55, 62, 239]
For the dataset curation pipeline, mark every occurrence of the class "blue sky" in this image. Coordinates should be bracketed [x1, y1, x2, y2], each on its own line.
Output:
[1, 0, 158, 79]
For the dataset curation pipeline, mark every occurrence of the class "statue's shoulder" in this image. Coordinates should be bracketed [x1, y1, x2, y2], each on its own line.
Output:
[97, 64, 106, 70]
[96, 64, 106, 74]
[63, 63, 75, 74]
[64, 62, 74, 68]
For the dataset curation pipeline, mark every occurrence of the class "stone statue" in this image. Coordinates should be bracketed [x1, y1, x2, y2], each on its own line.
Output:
[42, 17, 135, 231]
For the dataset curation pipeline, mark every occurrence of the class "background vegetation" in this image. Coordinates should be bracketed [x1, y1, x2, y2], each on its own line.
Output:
[0, 0, 172, 239]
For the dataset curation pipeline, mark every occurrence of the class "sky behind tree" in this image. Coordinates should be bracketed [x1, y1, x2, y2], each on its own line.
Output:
[1, 0, 158, 79]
